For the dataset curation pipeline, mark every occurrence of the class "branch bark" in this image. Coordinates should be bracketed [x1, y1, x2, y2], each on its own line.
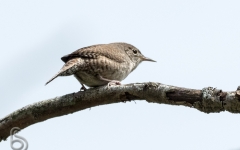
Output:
[1, 82, 240, 142]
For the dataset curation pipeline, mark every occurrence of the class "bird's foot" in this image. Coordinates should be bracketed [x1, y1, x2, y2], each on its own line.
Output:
[97, 74, 121, 87]
[80, 86, 87, 91]
[80, 83, 87, 91]
[107, 80, 121, 87]
[75, 84, 87, 97]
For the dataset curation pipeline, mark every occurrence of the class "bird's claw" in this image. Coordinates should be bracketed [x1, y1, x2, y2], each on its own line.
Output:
[80, 84, 87, 91]
[80, 87, 86, 91]
[107, 80, 121, 87]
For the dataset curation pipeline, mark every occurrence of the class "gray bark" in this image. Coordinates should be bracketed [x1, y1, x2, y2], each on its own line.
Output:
[1, 82, 240, 142]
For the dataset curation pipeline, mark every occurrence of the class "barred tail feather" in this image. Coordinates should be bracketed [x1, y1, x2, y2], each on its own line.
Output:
[45, 73, 60, 85]
[45, 58, 81, 85]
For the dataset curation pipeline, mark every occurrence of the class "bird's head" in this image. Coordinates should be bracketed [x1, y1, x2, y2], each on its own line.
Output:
[123, 43, 156, 68]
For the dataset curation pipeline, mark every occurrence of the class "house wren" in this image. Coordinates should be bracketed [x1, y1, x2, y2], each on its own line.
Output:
[46, 42, 156, 90]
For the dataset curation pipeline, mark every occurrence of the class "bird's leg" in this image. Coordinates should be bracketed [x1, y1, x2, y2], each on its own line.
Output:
[80, 83, 87, 91]
[97, 74, 121, 86]
[74, 83, 86, 98]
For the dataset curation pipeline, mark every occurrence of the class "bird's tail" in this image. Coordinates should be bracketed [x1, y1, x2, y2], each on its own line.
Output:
[45, 73, 60, 85]
[45, 58, 80, 85]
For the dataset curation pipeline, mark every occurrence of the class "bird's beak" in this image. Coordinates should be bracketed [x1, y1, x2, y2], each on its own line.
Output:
[142, 56, 156, 62]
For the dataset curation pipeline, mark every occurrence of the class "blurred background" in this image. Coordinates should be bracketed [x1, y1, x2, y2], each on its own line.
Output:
[0, 0, 240, 149]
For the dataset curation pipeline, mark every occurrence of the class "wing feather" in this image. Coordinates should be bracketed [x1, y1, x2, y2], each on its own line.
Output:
[61, 43, 126, 63]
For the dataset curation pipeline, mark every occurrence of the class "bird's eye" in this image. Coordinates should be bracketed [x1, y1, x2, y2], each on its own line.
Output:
[133, 49, 138, 54]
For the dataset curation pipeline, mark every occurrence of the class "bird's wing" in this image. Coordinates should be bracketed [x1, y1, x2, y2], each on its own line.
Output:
[61, 44, 126, 63]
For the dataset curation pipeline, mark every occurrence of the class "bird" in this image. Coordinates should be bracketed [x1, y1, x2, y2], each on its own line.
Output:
[46, 42, 156, 90]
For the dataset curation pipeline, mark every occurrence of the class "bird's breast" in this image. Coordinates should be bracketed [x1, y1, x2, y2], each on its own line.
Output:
[74, 56, 133, 87]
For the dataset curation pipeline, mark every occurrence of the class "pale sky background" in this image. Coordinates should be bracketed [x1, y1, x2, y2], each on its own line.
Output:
[1, 0, 240, 150]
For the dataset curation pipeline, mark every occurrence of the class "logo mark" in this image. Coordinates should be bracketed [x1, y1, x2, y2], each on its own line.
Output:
[10, 127, 28, 150]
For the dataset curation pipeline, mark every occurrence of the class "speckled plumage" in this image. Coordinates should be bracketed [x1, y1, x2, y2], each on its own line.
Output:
[46, 42, 155, 89]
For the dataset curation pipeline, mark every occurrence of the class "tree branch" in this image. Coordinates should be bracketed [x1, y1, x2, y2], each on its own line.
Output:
[1, 82, 240, 142]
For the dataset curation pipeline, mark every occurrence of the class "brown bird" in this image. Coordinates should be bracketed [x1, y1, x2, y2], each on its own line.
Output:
[46, 42, 156, 90]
